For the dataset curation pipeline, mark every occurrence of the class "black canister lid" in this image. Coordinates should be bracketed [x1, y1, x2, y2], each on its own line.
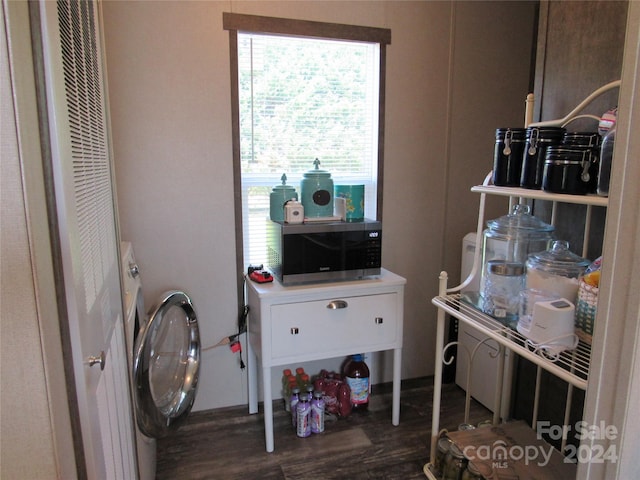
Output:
[562, 131, 601, 147]
[496, 128, 527, 140]
[545, 146, 593, 161]
[526, 126, 566, 141]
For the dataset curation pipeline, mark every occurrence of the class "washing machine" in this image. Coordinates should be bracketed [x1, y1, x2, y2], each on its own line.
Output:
[121, 242, 201, 480]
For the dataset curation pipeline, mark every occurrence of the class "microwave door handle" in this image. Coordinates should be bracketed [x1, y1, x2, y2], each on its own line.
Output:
[326, 300, 348, 310]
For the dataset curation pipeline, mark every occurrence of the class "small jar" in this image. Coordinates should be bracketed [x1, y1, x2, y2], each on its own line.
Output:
[433, 437, 453, 477]
[462, 460, 493, 480]
[442, 443, 467, 480]
[481, 260, 525, 320]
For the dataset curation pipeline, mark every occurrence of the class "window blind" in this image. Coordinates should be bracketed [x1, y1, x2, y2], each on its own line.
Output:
[238, 33, 380, 267]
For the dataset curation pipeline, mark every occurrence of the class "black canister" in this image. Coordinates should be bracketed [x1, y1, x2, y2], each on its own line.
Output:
[493, 128, 527, 186]
[542, 146, 595, 195]
[562, 131, 601, 193]
[520, 127, 565, 189]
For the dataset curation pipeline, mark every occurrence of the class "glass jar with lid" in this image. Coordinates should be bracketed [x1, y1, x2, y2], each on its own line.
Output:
[462, 460, 494, 480]
[442, 443, 467, 480]
[525, 240, 590, 304]
[480, 204, 554, 307]
[433, 436, 453, 477]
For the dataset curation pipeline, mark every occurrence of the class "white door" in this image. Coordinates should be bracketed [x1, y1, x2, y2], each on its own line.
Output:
[36, 1, 136, 478]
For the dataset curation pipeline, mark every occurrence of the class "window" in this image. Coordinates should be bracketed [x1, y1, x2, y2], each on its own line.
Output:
[224, 13, 390, 284]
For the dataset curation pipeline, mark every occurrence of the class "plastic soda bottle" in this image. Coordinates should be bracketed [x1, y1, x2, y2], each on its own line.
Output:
[290, 387, 300, 428]
[345, 354, 370, 411]
[296, 393, 311, 438]
[311, 391, 325, 433]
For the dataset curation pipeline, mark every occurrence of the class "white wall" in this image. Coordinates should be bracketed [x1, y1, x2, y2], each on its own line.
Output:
[102, 0, 536, 411]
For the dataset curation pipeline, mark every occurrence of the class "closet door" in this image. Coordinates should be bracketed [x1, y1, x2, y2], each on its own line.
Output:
[36, 1, 135, 478]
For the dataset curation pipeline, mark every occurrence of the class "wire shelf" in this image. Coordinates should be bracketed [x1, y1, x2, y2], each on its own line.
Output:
[432, 294, 590, 390]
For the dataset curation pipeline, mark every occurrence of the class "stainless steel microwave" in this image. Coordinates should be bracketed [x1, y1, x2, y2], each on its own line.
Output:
[266, 219, 382, 285]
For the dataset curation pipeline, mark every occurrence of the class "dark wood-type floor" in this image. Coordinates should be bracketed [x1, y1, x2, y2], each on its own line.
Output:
[156, 378, 491, 479]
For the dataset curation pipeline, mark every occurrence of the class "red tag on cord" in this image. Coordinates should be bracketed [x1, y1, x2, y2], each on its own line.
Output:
[230, 341, 242, 353]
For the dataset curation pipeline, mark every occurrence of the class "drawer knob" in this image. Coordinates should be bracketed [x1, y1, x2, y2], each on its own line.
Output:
[290, 327, 299, 335]
[326, 300, 348, 310]
[375, 317, 384, 325]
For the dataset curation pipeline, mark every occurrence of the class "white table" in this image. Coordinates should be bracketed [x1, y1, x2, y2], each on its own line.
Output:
[246, 269, 406, 452]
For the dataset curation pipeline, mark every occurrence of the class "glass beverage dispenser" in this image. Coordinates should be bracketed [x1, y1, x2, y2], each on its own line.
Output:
[480, 204, 554, 321]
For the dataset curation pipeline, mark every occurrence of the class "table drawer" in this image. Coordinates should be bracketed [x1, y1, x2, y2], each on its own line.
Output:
[270, 292, 398, 359]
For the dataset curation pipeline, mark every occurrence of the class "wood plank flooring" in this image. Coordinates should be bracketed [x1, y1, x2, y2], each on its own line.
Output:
[156, 378, 491, 479]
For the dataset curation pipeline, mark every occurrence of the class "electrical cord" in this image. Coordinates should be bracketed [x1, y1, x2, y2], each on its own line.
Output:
[200, 272, 252, 371]
[524, 333, 579, 361]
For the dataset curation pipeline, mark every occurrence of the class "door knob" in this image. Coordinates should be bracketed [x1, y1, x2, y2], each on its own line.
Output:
[128, 262, 140, 278]
[88, 351, 106, 370]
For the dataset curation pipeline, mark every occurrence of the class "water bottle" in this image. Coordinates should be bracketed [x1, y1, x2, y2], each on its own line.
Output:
[282, 369, 293, 411]
[290, 387, 300, 428]
[311, 391, 325, 434]
[298, 373, 311, 391]
[345, 354, 370, 411]
[296, 393, 311, 438]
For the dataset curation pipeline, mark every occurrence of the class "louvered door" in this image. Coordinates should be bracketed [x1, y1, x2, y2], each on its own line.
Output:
[37, 1, 136, 478]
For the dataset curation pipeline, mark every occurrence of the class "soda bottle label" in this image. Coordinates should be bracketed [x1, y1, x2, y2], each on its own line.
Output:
[346, 376, 370, 405]
[311, 402, 325, 433]
[296, 402, 311, 437]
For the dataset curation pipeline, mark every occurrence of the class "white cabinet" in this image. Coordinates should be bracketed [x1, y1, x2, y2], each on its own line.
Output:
[246, 269, 405, 452]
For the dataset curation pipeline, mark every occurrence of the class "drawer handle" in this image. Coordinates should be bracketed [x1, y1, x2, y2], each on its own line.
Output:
[375, 317, 384, 325]
[290, 327, 299, 335]
[326, 300, 348, 310]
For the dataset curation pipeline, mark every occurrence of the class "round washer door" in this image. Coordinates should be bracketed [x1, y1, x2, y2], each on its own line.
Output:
[133, 290, 200, 438]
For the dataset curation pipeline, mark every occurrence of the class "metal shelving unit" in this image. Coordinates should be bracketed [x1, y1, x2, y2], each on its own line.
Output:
[425, 82, 618, 479]
[425, 184, 607, 480]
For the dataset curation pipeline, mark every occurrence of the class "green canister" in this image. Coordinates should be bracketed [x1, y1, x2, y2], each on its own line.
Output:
[300, 159, 334, 218]
[270, 173, 298, 222]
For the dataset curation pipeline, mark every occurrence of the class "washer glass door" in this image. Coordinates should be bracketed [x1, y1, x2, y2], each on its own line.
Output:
[133, 290, 200, 438]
